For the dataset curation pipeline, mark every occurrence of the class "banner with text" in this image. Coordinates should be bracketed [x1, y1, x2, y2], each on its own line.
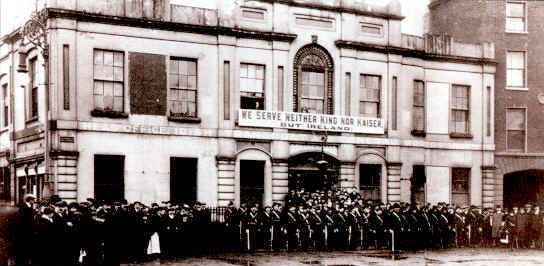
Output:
[238, 109, 384, 134]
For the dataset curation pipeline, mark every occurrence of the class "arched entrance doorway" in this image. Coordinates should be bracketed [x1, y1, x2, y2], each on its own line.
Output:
[288, 152, 339, 192]
[504, 169, 544, 208]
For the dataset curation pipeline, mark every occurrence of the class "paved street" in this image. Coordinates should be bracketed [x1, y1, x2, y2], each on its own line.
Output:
[133, 248, 544, 266]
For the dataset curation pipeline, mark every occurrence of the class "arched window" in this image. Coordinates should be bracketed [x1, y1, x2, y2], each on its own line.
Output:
[293, 44, 334, 114]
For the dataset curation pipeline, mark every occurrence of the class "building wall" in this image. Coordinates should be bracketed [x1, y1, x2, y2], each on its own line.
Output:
[1, 0, 496, 206]
[429, 0, 544, 206]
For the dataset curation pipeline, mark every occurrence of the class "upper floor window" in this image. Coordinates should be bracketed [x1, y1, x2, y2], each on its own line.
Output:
[93, 49, 124, 112]
[293, 44, 334, 114]
[506, 108, 526, 152]
[300, 70, 324, 113]
[359, 74, 381, 118]
[240, 63, 264, 110]
[2, 83, 8, 127]
[413, 80, 425, 132]
[169, 58, 197, 117]
[506, 51, 526, 89]
[506, 2, 526, 32]
[28, 57, 38, 120]
[450, 85, 470, 135]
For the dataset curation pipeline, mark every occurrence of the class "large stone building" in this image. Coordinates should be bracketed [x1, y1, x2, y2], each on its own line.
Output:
[429, 0, 544, 208]
[0, 0, 495, 207]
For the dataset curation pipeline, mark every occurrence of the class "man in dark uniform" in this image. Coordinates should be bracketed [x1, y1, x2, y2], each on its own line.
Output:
[261, 206, 274, 250]
[297, 206, 311, 251]
[284, 205, 298, 251]
[15, 194, 36, 265]
[271, 203, 283, 251]
[387, 204, 403, 251]
[309, 207, 325, 250]
[34, 207, 56, 265]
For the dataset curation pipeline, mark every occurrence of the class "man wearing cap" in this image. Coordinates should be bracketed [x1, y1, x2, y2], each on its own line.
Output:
[15, 194, 36, 265]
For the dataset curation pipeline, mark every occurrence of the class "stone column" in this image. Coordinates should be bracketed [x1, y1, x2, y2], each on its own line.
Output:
[481, 166, 496, 208]
[272, 159, 289, 204]
[339, 162, 355, 189]
[387, 162, 402, 203]
[216, 156, 235, 207]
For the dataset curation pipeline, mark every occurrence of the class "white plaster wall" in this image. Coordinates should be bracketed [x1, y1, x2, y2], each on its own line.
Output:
[77, 132, 218, 205]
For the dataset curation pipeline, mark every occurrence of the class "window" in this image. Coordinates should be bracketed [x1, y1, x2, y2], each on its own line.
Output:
[411, 165, 426, 204]
[2, 84, 8, 127]
[507, 51, 525, 88]
[451, 168, 470, 207]
[240, 63, 264, 110]
[169, 58, 197, 117]
[28, 58, 38, 120]
[451, 85, 470, 135]
[240, 160, 265, 206]
[506, 108, 526, 151]
[359, 164, 381, 202]
[170, 157, 197, 203]
[506, 2, 526, 32]
[278, 66, 284, 111]
[487, 86, 491, 137]
[63, 45, 70, 110]
[224, 61, 230, 120]
[360, 74, 381, 117]
[93, 49, 124, 112]
[300, 70, 325, 113]
[94, 155, 124, 202]
[413, 80, 425, 132]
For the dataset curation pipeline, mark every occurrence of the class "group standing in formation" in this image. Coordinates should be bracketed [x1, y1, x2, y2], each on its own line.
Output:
[11, 188, 544, 265]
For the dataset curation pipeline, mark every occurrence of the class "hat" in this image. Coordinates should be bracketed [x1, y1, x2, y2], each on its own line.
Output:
[392, 203, 401, 209]
[55, 201, 67, 207]
[23, 194, 36, 202]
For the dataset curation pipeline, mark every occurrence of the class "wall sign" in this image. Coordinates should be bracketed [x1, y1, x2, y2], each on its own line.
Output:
[238, 109, 384, 134]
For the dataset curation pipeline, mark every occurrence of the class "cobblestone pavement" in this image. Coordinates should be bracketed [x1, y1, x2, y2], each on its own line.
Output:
[133, 248, 544, 266]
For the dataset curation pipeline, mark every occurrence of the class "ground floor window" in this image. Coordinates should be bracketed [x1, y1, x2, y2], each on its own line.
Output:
[240, 160, 264, 206]
[0, 167, 10, 201]
[360, 164, 381, 202]
[451, 167, 470, 206]
[411, 165, 426, 204]
[170, 157, 197, 204]
[94, 155, 124, 202]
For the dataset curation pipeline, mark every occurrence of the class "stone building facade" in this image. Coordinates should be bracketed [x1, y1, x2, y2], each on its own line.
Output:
[429, 0, 544, 208]
[0, 0, 495, 207]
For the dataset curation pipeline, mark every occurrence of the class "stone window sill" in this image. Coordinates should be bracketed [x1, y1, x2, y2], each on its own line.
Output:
[91, 109, 128, 119]
[411, 129, 426, 137]
[449, 132, 473, 139]
[168, 116, 201, 123]
[25, 117, 39, 124]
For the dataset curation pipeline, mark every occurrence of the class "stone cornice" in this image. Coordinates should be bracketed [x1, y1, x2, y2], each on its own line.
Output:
[47, 8, 297, 43]
[335, 40, 497, 66]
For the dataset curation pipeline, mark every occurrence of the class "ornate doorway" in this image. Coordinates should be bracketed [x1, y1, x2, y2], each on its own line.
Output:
[288, 152, 339, 192]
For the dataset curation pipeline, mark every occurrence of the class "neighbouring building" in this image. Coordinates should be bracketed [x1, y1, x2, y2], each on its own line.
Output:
[429, 0, 544, 208]
[0, 0, 495, 208]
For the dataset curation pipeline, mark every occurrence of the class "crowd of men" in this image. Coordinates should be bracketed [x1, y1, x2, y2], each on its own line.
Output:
[10, 188, 544, 265]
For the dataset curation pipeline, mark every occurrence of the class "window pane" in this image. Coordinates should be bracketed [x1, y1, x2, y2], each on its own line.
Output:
[180, 75, 188, 88]
[103, 82, 113, 96]
[507, 2, 524, 17]
[413, 107, 425, 130]
[169, 74, 179, 88]
[170, 60, 179, 74]
[187, 76, 197, 89]
[113, 96, 123, 112]
[113, 52, 124, 67]
[255, 65, 264, 79]
[187, 61, 197, 75]
[247, 64, 255, 78]
[103, 96, 113, 110]
[113, 83, 123, 97]
[179, 60, 187, 75]
[94, 65, 105, 80]
[94, 95, 103, 109]
[240, 64, 248, 77]
[507, 130, 525, 151]
[104, 51, 114, 66]
[507, 108, 525, 129]
[507, 69, 524, 87]
[113, 66, 123, 82]
[506, 18, 524, 32]
[507, 52, 525, 68]
[103, 65, 114, 81]
[93, 81, 104, 95]
[94, 50, 103, 65]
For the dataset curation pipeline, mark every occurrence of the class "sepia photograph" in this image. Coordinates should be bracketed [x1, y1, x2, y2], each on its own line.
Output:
[0, 0, 543, 265]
